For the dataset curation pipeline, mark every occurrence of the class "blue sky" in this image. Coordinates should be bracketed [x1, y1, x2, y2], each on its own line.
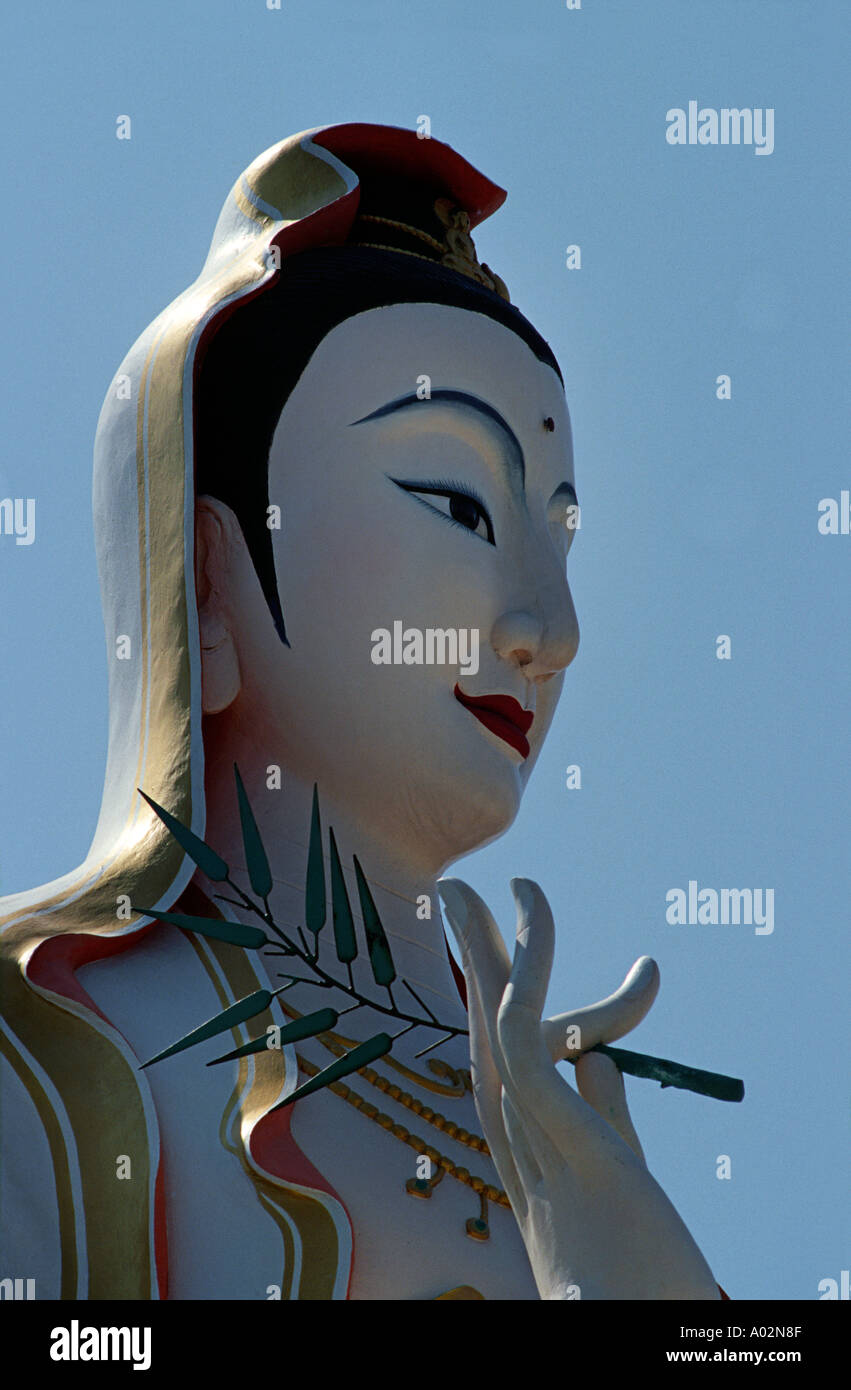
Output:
[1, 0, 848, 1299]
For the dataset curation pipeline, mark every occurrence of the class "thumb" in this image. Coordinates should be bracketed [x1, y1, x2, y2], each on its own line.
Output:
[542, 956, 660, 1063]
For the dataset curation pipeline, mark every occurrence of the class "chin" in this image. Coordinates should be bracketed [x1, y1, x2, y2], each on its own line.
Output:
[398, 728, 529, 871]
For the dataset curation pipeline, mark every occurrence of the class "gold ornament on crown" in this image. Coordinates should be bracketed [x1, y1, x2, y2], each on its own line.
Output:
[352, 201, 510, 302]
[434, 197, 510, 302]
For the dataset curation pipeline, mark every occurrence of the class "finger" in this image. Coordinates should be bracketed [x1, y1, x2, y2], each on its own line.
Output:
[501, 1090, 544, 1196]
[437, 879, 524, 1203]
[497, 879, 561, 1097]
[451, 882, 568, 1191]
[503, 878, 554, 1016]
[542, 957, 660, 1063]
[502, 1076, 578, 1190]
[464, 960, 525, 1206]
[574, 1050, 647, 1164]
[497, 883, 632, 1164]
[437, 878, 512, 1006]
[437, 878, 512, 1087]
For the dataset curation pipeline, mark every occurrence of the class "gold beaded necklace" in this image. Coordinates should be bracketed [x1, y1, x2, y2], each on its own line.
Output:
[281, 1002, 511, 1241]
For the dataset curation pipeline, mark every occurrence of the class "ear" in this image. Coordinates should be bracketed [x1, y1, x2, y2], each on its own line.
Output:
[195, 497, 243, 714]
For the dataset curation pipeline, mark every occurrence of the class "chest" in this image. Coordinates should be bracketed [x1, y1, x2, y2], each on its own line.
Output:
[287, 1030, 538, 1300]
[81, 927, 539, 1300]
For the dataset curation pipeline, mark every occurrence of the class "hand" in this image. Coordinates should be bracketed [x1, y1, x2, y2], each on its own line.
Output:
[437, 876, 721, 1301]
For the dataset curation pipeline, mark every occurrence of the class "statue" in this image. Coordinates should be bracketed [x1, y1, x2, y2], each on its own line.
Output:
[0, 123, 728, 1300]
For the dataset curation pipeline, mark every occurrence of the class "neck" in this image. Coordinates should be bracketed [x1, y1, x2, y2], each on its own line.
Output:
[198, 717, 467, 1031]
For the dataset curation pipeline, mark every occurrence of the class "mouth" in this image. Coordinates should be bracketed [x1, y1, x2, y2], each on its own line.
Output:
[453, 684, 534, 759]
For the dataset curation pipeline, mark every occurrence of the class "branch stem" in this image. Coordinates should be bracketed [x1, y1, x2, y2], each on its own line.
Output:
[222, 873, 468, 1041]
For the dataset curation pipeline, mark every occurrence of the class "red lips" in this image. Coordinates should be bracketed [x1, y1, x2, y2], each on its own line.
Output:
[454, 684, 534, 759]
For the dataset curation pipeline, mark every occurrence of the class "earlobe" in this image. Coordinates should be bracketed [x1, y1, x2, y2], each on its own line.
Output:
[199, 614, 241, 713]
[195, 498, 242, 714]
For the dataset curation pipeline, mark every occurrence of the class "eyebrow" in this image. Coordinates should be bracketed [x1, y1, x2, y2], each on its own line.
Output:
[349, 389, 526, 487]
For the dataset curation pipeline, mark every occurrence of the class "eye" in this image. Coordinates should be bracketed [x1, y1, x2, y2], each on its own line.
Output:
[547, 484, 580, 559]
[390, 478, 495, 545]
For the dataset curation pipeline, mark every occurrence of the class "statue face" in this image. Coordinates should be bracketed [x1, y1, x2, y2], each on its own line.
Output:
[214, 301, 579, 872]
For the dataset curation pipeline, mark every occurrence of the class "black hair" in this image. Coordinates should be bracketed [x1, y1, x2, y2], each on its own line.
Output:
[193, 245, 562, 644]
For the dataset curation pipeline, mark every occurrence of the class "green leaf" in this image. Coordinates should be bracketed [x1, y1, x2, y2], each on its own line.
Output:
[329, 827, 357, 963]
[140, 989, 273, 1068]
[273, 1033, 393, 1109]
[305, 784, 326, 936]
[353, 855, 396, 987]
[139, 789, 228, 882]
[207, 1008, 339, 1065]
[132, 906, 267, 950]
[233, 765, 273, 899]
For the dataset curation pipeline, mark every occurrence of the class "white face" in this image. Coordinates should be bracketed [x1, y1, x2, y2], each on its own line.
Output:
[230, 302, 580, 872]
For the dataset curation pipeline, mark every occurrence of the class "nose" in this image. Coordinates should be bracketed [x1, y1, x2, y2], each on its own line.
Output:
[490, 581, 579, 683]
